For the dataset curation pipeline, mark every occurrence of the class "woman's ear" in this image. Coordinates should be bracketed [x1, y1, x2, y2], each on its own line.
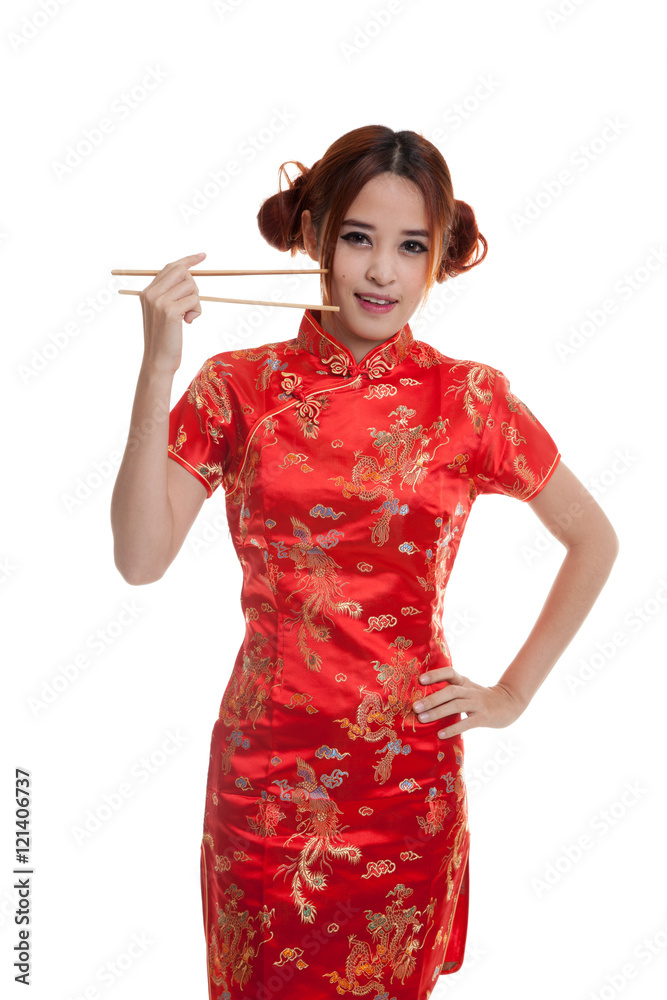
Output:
[301, 209, 320, 262]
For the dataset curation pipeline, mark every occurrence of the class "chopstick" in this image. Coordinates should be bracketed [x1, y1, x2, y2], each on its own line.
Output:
[111, 268, 329, 276]
[117, 290, 339, 311]
[111, 267, 339, 311]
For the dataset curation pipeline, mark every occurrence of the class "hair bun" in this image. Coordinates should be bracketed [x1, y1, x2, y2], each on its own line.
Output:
[256, 159, 313, 254]
[440, 198, 488, 279]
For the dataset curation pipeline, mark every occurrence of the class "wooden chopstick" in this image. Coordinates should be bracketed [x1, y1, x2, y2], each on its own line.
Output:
[117, 289, 339, 311]
[111, 268, 329, 276]
[112, 267, 338, 310]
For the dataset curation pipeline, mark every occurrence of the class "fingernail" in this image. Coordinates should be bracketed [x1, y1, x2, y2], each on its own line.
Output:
[413, 702, 424, 712]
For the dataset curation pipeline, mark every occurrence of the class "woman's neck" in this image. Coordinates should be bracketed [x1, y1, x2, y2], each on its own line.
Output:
[316, 309, 393, 365]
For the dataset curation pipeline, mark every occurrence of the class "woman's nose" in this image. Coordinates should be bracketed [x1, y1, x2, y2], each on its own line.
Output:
[366, 252, 396, 286]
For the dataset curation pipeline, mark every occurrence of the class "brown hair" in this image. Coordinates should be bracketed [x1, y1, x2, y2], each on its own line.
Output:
[257, 124, 487, 313]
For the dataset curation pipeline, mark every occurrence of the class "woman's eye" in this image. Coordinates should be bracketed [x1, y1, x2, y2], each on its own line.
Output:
[341, 233, 428, 255]
[403, 240, 428, 255]
[341, 232, 370, 245]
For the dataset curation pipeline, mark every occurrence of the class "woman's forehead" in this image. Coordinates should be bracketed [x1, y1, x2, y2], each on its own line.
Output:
[344, 174, 430, 227]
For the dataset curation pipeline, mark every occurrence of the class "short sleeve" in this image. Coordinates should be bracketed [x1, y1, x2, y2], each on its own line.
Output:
[167, 355, 235, 498]
[473, 368, 561, 501]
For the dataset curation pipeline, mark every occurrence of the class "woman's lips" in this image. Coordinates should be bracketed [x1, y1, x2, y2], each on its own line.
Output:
[355, 293, 397, 314]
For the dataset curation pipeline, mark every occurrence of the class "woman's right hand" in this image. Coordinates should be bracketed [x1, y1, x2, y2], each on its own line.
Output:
[139, 252, 207, 374]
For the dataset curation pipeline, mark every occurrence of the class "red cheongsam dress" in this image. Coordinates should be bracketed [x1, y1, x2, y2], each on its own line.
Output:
[166, 307, 561, 1000]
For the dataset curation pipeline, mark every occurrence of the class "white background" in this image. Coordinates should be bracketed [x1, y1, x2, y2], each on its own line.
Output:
[2, 1, 666, 998]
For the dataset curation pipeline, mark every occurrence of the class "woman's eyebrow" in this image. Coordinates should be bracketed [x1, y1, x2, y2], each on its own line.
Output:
[341, 218, 430, 238]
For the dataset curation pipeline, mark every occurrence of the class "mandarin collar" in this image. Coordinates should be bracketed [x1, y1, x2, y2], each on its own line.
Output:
[296, 308, 414, 379]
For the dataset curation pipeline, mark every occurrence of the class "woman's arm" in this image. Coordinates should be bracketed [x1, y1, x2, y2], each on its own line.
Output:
[110, 365, 207, 585]
[412, 461, 620, 737]
[492, 460, 619, 712]
[110, 252, 208, 585]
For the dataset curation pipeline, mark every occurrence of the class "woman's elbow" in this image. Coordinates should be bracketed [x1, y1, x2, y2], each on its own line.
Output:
[566, 509, 620, 574]
[113, 550, 167, 586]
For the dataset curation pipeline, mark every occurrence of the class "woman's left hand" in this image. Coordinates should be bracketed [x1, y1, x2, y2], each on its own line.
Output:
[412, 667, 525, 739]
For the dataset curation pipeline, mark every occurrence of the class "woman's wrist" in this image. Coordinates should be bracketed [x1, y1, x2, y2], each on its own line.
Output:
[138, 355, 179, 384]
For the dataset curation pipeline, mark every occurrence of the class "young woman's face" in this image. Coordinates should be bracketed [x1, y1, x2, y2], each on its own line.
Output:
[302, 172, 432, 361]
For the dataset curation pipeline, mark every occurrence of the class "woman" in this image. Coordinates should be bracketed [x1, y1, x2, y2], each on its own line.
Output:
[110, 125, 618, 1000]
